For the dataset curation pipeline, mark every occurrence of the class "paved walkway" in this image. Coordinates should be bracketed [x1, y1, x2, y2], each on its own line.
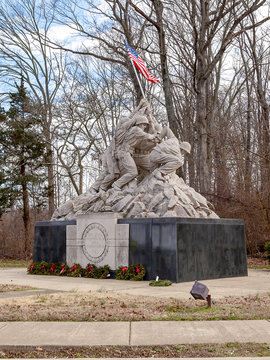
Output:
[0, 320, 270, 346]
[0, 267, 270, 359]
[1, 267, 270, 299]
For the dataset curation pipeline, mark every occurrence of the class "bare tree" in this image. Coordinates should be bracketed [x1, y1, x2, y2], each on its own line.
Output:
[238, 18, 270, 229]
[167, 0, 270, 195]
[53, 56, 132, 200]
[128, 0, 179, 136]
[46, 0, 158, 103]
[0, 0, 66, 216]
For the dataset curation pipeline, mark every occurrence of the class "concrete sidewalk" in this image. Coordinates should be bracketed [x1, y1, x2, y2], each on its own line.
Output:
[0, 267, 270, 360]
[1, 267, 270, 299]
[0, 320, 269, 346]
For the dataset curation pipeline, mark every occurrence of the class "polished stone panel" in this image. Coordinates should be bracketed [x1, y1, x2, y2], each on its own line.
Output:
[33, 220, 76, 263]
[119, 217, 247, 282]
[177, 218, 247, 282]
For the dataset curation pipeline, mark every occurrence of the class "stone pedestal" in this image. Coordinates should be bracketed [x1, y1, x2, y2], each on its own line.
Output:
[33, 216, 247, 283]
[119, 217, 248, 282]
[66, 213, 129, 269]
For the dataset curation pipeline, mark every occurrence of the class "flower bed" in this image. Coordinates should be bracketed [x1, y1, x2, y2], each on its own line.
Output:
[28, 262, 145, 280]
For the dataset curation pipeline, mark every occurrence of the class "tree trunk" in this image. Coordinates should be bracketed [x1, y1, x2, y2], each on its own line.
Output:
[46, 144, 55, 217]
[245, 87, 252, 193]
[21, 161, 31, 259]
[194, 1, 211, 195]
[152, 0, 179, 137]
[196, 74, 210, 194]
[42, 110, 55, 217]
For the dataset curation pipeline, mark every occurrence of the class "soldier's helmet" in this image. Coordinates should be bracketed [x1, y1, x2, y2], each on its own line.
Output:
[179, 141, 191, 154]
[135, 115, 149, 125]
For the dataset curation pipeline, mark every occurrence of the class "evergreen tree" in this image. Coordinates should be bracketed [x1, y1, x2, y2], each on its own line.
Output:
[0, 79, 47, 257]
[0, 107, 16, 216]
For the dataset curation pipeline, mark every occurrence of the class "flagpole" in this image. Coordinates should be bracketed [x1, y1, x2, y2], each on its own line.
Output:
[130, 56, 145, 98]
[124, 39, 145, 98]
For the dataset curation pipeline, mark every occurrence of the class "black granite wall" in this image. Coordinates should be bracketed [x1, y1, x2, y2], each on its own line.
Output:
[176, 218, 247, 282]
[33, 220, 76, 263]
[118, 217, 247, 282]
[33, 217, 247, 283]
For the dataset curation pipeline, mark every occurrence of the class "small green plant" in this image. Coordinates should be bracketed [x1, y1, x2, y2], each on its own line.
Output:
[265, 242, 270, 263]
[149, 279, 172, 286]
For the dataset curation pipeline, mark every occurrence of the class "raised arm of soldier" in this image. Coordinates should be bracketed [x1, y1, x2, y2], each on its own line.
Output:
[149, 125, 191, 179]
[114, 99, 150, 147]
[144, 103, 162, 136]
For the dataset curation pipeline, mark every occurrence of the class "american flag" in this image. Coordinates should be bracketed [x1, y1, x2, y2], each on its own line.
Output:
[124, 40, 159, 84]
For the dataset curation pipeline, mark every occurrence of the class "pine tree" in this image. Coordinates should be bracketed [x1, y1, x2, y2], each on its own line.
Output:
[0, 79, 47, 258]
[0, 107, 16, 216]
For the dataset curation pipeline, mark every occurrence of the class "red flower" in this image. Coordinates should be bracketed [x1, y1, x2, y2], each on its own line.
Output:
[41, 265, 45, 271]
[122, 266, 128, 275]
[70, 265, 76, 272]
[30, 264, 35, 272]
[50, 264, 56, 272]
[136, 266, 140, 274]
[60, 265, 65, 274]
[88, 266, 93, 274]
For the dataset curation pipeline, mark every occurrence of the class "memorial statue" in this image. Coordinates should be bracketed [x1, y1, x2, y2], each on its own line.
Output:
[112, 115, 157, 191]
[91, 99, 190, 192]
[90, 140, 120, 193]
[52, 99, 219, 220]
[150, 125, 191, 180]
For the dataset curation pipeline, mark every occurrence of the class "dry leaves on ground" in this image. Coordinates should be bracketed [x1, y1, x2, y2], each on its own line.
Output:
[0, 290, 269, 321]
[0, 284, 34, 293]
[1, 343, 270, 358]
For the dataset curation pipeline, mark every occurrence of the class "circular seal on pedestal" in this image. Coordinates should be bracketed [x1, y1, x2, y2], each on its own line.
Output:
[82, 223, 109, 263]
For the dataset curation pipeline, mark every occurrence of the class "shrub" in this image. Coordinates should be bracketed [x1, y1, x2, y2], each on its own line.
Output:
[48, 263, 61, 275]
[84, 263, 98, 278]
[116, 264, 145, 281]
[59, 262, 69, 276]
[28, 262, 144, 280]
[27, 261, 49, 275]
[265, 242, 270, 263]
[91, 264, 111, 279]
[28, 261, 62, 275]
[66, 263, 84, 277]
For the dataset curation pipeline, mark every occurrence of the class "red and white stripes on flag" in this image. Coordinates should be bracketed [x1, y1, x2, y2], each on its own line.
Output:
[124, 40, 159, 84]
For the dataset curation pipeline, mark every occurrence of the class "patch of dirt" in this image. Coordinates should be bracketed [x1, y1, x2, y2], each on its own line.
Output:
[0, 290, 269, 321]
[0, 343, 270, 358]
[247, 256, 269, 267]
[0, 285, 34, 293]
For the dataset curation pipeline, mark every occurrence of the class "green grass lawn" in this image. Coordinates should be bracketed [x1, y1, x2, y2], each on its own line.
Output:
[0, 260, 31, 268]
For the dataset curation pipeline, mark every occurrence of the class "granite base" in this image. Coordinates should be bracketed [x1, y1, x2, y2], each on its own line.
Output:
[33, 217, 247, 283]
[119, 217, 248, 282]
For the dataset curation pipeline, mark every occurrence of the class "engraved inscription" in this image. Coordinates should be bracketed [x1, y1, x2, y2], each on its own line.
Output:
[82, 223, 109, 263]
